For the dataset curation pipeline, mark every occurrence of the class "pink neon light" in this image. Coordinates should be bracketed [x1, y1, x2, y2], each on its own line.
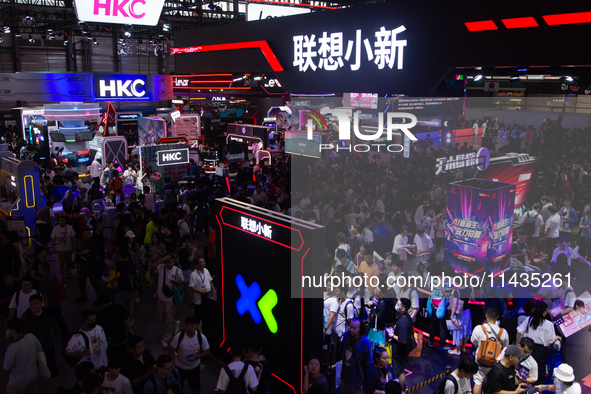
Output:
[43, 113, 101, 117]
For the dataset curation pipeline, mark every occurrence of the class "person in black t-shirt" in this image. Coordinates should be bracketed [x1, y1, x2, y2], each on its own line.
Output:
[364, 347, 401, 394]
[161, 224, 179, 255]
[387, 298, 412, 388]
[511, 228, 529, 267]
[66, 361, 95, 394]
[486, 345, 528, 394]
[75, 228, 101, 305]
[121, 335, 157, 394]
[244, 337, 273, 394]
[96, 290, 131, 357]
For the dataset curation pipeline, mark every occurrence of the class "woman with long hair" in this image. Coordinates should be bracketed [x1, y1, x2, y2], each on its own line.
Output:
[516, 300, 561, 385]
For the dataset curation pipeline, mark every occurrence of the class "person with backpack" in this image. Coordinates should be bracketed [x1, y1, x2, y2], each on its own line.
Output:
[510, 228, 530, 270]
[37, 262, 69, 341]
[339, 317, 372, 394]
[363, 347, 402, 394]
[7, 275, 37, 320]
[482, 345, 528, 394]
[168, 316, 210, 394]
[333, 286, 358, 344]
[151, 253, 183, 349]
[216, 339, 258, 394]
[523, 202, 544, 259]
[435, 356, 478, 394]
[142, 355, 181, 394]
[244, 338, 273, 394]
[471, 308, 509, 394]
[65, 309, 108, 371]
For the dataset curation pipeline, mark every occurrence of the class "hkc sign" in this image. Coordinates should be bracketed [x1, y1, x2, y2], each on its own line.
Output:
[74, 0, 164, 26]
[94, 75, 148, 100]
[157, 148, 189, 166]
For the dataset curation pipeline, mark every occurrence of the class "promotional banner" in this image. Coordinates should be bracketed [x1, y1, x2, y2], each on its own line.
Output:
[117, 120, 139, 146]
[173, 115, 200, 140]
[445, 179, 516, 274]
[137, 118, 166, 145]
[551, 291, 591, 338]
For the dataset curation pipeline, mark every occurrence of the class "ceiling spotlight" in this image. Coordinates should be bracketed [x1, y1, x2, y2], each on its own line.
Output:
[0, 37, 3, 44]
[47, 29, 53, 33]
[510, 75, 519, 80]
[585, 89, 591, 95]
[93, 38, 99, 45]
[124, 30, 131, 37]
[81, 30, 88, 35]
[162, 23, 170, 32]
[14, 31, 21, 38]
[3, 26, 10, 33]
[86, 36, 93, 41]
[565, 76, 574, 82]
[63, 40, 69, 45]
[28, 35, 35, 43]
[49, 35, 55, 40]
[78, 20, 85, 24]
[474, 74, 483, 81]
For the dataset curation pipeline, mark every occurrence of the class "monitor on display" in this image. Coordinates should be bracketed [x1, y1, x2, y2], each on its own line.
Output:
[49, 133, 66, 142]
[75, 132, 94, 142]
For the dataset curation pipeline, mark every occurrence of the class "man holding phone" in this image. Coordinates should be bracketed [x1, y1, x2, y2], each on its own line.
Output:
[486, 345, 528, 394]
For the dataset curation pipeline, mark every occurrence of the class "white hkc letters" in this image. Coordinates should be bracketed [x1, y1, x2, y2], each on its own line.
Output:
[93, 0, 146, 19]
[99, 79, 145, 98]
[309, 108, 417, 141]
[161, 152, 182, 161]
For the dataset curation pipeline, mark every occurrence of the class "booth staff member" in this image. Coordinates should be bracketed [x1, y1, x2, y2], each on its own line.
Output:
[516, 301, 560, 386]
[89, 158, 101, 186]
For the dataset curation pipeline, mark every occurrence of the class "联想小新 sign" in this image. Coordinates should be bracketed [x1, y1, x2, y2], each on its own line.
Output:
[157, 148, 189, 166]
[74, 0, 165, 26]
[293, 25, 407, 72]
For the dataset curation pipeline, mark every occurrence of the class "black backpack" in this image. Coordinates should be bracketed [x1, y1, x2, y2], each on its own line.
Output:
[176, 329, 203, 352]
[434, 375, 458, 394]
[523, 212, 539, 236]
[223, 364, 250, 394]
[62, 331, 90, 367]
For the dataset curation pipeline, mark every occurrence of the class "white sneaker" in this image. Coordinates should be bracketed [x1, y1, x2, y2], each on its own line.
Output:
[161, 340, 168, 348]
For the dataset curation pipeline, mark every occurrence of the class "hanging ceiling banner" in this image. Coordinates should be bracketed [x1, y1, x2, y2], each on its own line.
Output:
[74, 0, 165, 26]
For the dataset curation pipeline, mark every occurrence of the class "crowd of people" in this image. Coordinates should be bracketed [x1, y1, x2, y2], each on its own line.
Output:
[1, 114, 591, 394]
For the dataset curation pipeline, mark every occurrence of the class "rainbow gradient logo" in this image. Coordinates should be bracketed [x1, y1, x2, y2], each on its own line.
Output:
[236, 275, 278, 333]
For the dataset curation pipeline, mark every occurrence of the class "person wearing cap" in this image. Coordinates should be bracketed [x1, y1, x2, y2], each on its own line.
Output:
[536, 364, 581, 394]
[486, 345, 528, 394]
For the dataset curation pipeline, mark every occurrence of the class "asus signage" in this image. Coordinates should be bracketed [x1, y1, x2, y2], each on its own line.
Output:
[94, 75, 148, 100]
[74, 0, 164, 26]
[157, 148, 189, 166]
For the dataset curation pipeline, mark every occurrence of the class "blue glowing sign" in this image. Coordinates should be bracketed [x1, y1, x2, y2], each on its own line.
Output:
[94, 74, 149, 101]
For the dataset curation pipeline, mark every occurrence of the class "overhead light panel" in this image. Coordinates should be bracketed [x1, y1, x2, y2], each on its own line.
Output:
[93, 38, 99, 45]
[63, 40, 69, 45]
[28, 35, 35, 43]
[474, 74, 483, 81]
[124, 30, 131, 37]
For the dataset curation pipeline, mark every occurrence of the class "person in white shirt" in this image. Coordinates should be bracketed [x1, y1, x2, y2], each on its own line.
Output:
[89, 157, 101, 186]
[101, 357, 133, 394]
[444, 357, 479, 394]
[392, 226, 412, 261]
[169, 316, 210, 394]
[8, 275, 37, 319]
[536, 363, 582, 394]
[333, 287, 357, 340]
[496, 337, 538, 385]
[472, 120, 479, 148]
[252, 185, 267, 205]
[550, 237, 591, 268]
[362, 221, 374, 244]
[523, 203, 545, 258]
[123, 163, 137, 186]
[471, 308, 510, 394]
[374, 192, 386, 222]
[516, 301, 560, 386]
[414, 197, 430, 225]
[216, 340, 258, 394]
[421, 206, 439, 239]
[151, 254, 184, 349]
[65, 309, 109, 370]
[413, 227, 433, 264]
[189, 257, 215, 331]
[323, 290, 339, 338]
[544, 205, 561, 257]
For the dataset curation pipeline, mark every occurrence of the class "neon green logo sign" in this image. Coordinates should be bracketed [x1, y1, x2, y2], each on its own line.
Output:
[236, 275, 278, 333]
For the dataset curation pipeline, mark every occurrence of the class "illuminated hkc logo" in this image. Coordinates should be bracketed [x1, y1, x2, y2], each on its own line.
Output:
[293, 25, 406, 72]
[236, 275, 278, 333]
[75, 0, 164, 25]
[307, 108, 418, 151]
[161, 152, 182, 161]
[99, 79, 146, 98]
